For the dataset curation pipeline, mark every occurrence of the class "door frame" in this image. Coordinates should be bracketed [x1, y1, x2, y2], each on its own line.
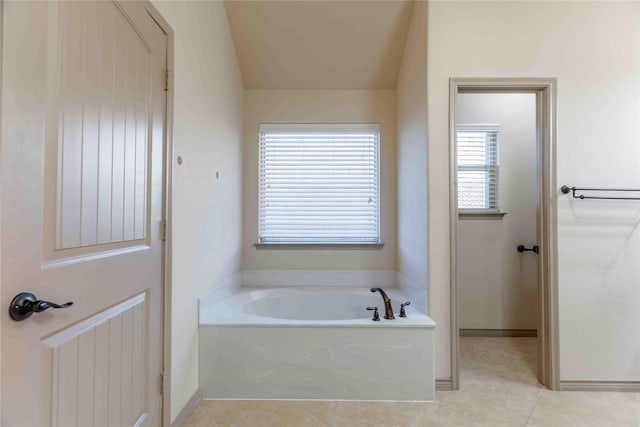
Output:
[448, 78, 559, 390]
[0, 0, 4, 419]
[134, 3, 175, 426]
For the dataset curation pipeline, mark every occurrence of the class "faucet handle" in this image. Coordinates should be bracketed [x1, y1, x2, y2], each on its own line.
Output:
[399, 301, 411, 318]
[366, 306, 380, 321]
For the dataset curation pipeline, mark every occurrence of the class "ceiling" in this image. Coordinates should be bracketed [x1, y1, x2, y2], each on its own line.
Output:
[224, 1, 415, 90]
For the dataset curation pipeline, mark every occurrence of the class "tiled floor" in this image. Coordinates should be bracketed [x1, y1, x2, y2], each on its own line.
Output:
[184, 337, 640, 426]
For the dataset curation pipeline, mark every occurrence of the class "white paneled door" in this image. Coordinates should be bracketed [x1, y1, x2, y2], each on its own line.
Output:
[2, 1, 167, 426]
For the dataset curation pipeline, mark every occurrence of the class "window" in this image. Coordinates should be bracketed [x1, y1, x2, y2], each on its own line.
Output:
[457, 125, 499, 211]
[258, 124, 380, 244]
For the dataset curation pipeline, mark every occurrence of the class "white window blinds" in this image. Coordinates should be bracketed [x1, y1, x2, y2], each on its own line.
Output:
[457, 125, 500, 210]
[259, 124, 380, 243]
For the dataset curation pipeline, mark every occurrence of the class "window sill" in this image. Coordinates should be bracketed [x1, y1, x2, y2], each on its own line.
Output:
[254, 242, 385, 250]
[458, 211, 507, 220]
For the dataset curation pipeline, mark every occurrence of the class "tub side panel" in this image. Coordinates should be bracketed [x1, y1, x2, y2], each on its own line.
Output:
[199, 326, 434, 401]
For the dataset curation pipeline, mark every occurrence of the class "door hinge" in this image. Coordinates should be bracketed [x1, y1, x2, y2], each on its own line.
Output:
[160, 219, 167, 241]
[164, 69, 169, 91]
[160, 372, 165, 395]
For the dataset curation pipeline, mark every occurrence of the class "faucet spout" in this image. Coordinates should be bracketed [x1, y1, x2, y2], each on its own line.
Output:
[370, 287, 395, 319]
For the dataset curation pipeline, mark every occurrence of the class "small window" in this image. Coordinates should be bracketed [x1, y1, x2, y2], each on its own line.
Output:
[457, 125, 499, 211]
[258, 124, 380, 244]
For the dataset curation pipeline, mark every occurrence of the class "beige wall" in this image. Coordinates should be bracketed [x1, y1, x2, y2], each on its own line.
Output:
[428, 1, 640, 381]
[242, 90, 397, 270]
[151, 1, 244, 421]
[456, 93, 538, 330]
[396, 2, 428, 293]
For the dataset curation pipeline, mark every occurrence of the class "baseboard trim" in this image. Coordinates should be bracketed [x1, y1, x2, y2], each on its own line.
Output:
[559, 381, 640, 392]
[435, 378, 453, 391]
[171, 389, 202, 427]
[460, 328, 537, 337]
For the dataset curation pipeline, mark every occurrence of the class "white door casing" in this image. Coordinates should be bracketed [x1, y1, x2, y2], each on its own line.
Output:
[2, 1, 167, 425]
[448, 78, 559, 391]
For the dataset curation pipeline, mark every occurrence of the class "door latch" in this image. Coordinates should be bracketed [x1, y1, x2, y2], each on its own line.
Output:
[9, 292, 73, 321]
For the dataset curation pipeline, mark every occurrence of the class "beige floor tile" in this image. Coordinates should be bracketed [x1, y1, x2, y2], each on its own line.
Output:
[409, 395, 529, 427]
[485, 347, 537, 366]
[200, 400, 329, 427]
[462, 338, 539, 387]
[456, 370, 544, 415]
[310, 401, 428, 427]
[528, 390, 640, 427]
[459, 336, 491, 348]
[459, 356, 477, 375]
[184, 405, 219, 427]
[494, 337, 537, 350]
[299, 400, 333, 415]
[435, 390, 450, 400]
[459, 339, 492, 362]
[471, 353, 540, 386]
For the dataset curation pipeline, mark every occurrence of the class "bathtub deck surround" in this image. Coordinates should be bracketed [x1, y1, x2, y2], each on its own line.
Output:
[198, 271, 435, 402]
[200, 286, 428, 327]
[199, 270, 427, 312]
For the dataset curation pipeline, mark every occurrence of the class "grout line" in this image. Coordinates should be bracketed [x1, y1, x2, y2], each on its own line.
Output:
[307, 409, 334, 427]
[470, 398, 531, 424]
[524, 388, 544, 425]
[524, 414, 536, 426]
[483, 398, 533, 420]
[197, 400, 217, 421]
[187, 402, 218, 427]
[300, 404, 335, 427]
[408, 403, 432, 424]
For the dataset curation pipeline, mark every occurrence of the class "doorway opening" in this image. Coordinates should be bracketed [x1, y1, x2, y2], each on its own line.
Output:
[448, 79, 559, 391]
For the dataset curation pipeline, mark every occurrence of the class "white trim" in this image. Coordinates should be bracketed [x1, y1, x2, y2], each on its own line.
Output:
[458, 212, 506, 219]
[254, 242, 384, 249]
[0, 1, 4, 420]
[456, 123, 499, 132]
[559, 381, 640, 392]
[449, 78, 559, 391]
[435, 378, 453, 391]
[202, 397, 435, 403]
[448, 79, 460, 390]
[459, 329, 537, 337]
[141, 2, 174, 426]
[259, 123, 380, 132]
[170, 390, 202, 427]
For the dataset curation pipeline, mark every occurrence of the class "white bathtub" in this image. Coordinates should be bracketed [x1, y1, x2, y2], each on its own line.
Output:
[199, 286, 436, 401]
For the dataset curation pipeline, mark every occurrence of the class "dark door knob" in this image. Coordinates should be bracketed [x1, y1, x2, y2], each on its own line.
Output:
[9, 292, 73, 321]
[517, 244, 539, 254]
